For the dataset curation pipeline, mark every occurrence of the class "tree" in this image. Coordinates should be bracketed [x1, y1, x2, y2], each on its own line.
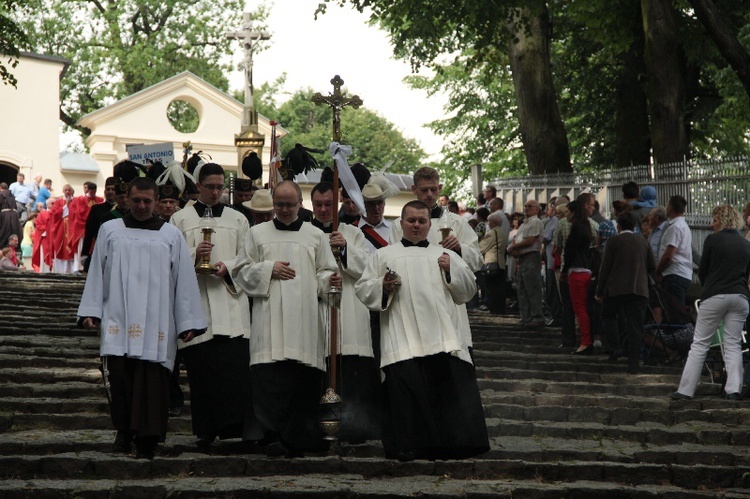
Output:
[253, 82, 426, 173]
[13, 0, 257, 133]
[0, 0, 29, 87]
[322, 0, 572, 175]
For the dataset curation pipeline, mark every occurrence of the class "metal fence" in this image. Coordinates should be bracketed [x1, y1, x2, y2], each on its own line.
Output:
[490, 156, 750, 255]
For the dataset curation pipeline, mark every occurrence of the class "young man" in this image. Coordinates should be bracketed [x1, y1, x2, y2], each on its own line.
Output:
[169, 163, 253, 448]
[77, 177, 206, 459]
[656, 195, 693, 307]
[355, 200, 489, 461]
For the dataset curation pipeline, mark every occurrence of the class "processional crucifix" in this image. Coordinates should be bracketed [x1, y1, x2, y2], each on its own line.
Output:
[312, 75, 362, 440]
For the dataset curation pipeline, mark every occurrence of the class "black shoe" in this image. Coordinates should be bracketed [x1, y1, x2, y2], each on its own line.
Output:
[546, 319, 561, 327]
[572, 345, 593, 355]
[726, 392, 742, 401]
[397, 450, 417, 462]
[195, 434, 216, 448]
[669, 391, 692, 400]
[265, 440, 289, 457]
[112, 430, 133, 454]
[607, 351, 623, 361]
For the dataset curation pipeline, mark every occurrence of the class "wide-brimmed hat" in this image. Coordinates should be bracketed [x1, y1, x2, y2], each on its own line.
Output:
[243, 189, 273, 213]
[361, 172, 400, 202]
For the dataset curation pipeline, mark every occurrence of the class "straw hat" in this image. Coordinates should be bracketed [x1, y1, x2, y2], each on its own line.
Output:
[361, 172, 400, 202]
[243, 189, 273, 213]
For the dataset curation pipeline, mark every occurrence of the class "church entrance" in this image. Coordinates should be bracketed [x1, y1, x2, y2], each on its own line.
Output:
[0, 162, 19, 186]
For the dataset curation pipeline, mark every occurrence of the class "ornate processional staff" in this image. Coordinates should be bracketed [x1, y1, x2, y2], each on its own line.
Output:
[312, 75, 362, 441]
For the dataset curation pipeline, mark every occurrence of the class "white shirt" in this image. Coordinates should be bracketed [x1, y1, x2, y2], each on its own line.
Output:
[659, 216, 693, 280]
[358, 218, 391, 254]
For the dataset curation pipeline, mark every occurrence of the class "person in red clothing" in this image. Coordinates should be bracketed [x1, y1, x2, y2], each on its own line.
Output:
[32, 203, 52, 272]
[69, 181, 103, 271]
[49, 185, 76, 273]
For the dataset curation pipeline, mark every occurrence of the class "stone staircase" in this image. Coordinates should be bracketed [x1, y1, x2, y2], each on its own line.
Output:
[1, 272, 749, 497]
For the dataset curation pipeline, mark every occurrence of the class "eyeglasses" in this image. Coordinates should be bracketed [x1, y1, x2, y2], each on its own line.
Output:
[201, 184, 225, 192]
[274, 201, 299, 210]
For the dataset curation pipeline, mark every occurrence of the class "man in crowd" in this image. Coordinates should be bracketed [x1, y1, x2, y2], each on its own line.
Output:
[49, 184, 76, 273]
[231, 178, 257, 225]
[355, 200, 489, 461]
[438, 194, 450, 207]
[0, 182, 21, 247]
[656, 195, 693, 306]
[595, 212, 655, 374]
[508, 200, 546, 327]
[9, 173, 32, 223]
[232, 180, 339, 457]
[36, 179, 53, 209]
[648, 206, 668, 259]
[155, 184, 180, 223]
[244, 189, 274, 225]
[170, 163, 253, 448]
[70, 181, 104, 272]
[482, 184, 498, 210]
[542, 197, 562, 327]
[77, 177, 207, 459]
[309, 181, 379, 443]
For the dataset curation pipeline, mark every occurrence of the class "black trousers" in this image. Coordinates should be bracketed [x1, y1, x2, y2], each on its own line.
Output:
[602, 294, 649, 372]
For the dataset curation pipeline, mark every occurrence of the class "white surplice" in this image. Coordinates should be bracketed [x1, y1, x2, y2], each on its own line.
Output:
[232, 221, 337, 370]
[389, 211, 481, 350]
[322, 222, 373, 357]
[354, 242, 477, 368]
[170, 205, 252, 348]
[77, 219, 207, 372]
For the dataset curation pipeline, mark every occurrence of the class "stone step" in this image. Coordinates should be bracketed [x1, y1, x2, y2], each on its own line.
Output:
[1, 431, 747, 470]
[1, 475, 738, 499]
[0, 335, 99, 350]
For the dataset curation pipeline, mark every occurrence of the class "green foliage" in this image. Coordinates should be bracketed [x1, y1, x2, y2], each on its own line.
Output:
[254, 83, 426, 174]
[13, 0, 258, 132]
[0, 0, 29, 87]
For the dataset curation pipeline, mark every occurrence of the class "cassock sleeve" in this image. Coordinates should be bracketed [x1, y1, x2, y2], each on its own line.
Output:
[218, 216, 250, 280]
[339, 225, 368, 279]
[171, 230, 209, 334]
[76, 222, 109, 323]
[231, 227, 275, 298]
[354, 251, 392, 312]
[445, 250, 478, 304]
[453, 216, 483, 272]
[316, 231, 338, 298]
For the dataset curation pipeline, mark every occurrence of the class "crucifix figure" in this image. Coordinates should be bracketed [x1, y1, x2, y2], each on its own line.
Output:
[226, 12, 270, 129]
[312, 75, 363, 143]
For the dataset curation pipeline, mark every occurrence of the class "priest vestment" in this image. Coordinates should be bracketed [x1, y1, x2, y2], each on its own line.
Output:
[32, 208, 52, 272]
[69, 194, 103, 264]
[311, 219, 380, 443]
[232, 218, 337, 452]
[49, 196, 76, 273]
[355, 240, 489, 460]
[169, 201, 253, 442]
[77, 214, 207, 448]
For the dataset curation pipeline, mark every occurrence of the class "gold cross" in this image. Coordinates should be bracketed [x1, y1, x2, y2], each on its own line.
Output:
[312, 75, 363, 143]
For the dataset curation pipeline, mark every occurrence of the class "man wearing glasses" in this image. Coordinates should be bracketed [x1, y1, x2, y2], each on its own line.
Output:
[233, 180, 340, 457]
[169, 163, 253, 449]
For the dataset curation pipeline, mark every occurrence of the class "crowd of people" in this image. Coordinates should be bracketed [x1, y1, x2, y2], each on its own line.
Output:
[0, 173, 104, 274]
[75, 160, 490, 461]
[464, 181, 750, 399]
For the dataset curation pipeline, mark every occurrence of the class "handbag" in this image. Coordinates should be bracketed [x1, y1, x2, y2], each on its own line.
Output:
[481, 230, 502, 277]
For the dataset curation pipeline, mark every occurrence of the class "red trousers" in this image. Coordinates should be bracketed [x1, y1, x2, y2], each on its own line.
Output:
[568, 272, 592, 347]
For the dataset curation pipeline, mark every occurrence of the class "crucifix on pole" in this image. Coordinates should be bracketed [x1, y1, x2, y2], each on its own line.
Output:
[312, 75, 362, 443]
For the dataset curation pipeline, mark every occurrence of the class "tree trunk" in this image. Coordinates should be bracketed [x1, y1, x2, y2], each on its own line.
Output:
[688, 0, 750, 101]
[615, 4, 651, 167]
[641, 0, 690, 164]
[506, 1, 571, 175]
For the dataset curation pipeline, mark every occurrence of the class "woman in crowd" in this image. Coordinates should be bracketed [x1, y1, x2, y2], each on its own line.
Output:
[563, 200, 596, 355]
[479, 212, 508, 314]
[21, 211, 37, 267]
[670, 205, 750, 401]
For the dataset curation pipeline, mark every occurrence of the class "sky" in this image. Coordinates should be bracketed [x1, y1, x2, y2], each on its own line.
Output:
[232, 0, 449, 160]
